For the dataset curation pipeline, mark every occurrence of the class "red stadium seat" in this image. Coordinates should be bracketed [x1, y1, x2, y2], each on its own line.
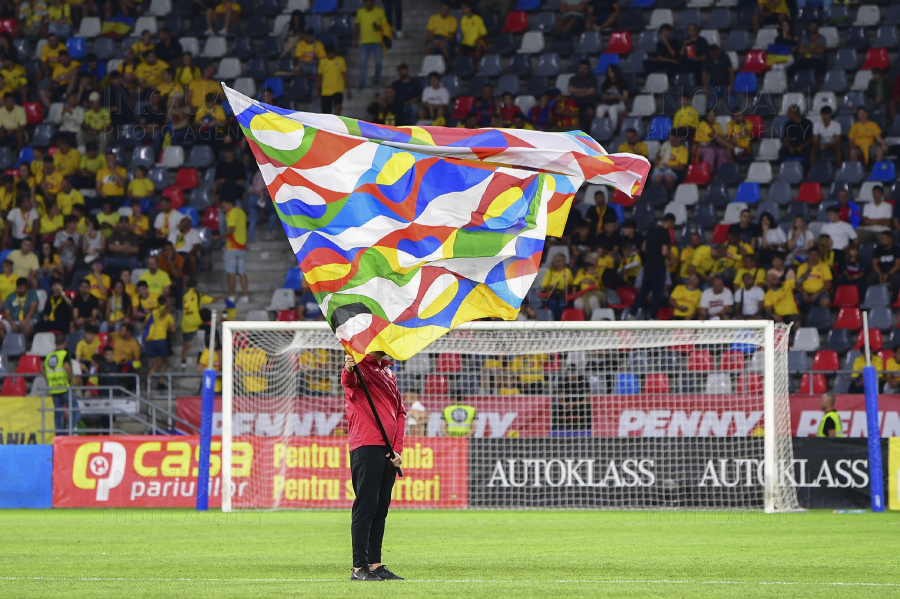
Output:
[711, 223, 731, 244]
[745, 115, 765, 138]
[451, 96, 475, 120]
[799, 373, 827, 394]
[719, 351, 745, 371]
[835, 307, 863, 330]
[862, 48, 889, 71]
[854, 329, 883, 352]
[832, 285, 860, 308]
[15, 355, 42, 374]
[1, 376, 26, 396]
[561, 308, 585, 321]
[797, 182, 822, 204]
[202, 206, 221, 230]
[737, 373, 763, 394]
[743, 50, 769, 73]
[684, 162, 711, 185]
[877, 350, 891, 365]
[23, 102, 43, 125]
[0, 18, 17, 36]
[812, 350, 839, 371]
[175, 168, 199, 190]
[656, 307, 673, 320]
[423, 374, 449, 396]
[687, 350, 713, 371]
[644, 373, 670, 394]
[97, 333, 109, 350]
[611, 188, 635, 208]
[608, 286, 636, 309]
[436, 353, 462, 373]
[501, 10, 528, 33]
[276, 309, 299, 321]
[606, 31, 632, 54]
[161, 185, 184, 210]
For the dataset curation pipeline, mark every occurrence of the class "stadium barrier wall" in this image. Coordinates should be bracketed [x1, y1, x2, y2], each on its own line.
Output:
[176, 395, 900, 439]
[49, 435, 892, 510]
[0, 396, 55, 445]
[0, 445, 53, 508]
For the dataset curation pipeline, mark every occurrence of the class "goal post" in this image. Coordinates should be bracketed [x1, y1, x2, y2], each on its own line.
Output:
[221, 320, 798, 513]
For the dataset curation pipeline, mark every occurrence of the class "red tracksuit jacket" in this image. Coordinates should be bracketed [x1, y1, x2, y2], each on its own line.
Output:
[341, 354, 407, 454]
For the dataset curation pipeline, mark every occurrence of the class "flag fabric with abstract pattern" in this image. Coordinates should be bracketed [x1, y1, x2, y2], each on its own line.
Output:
[222, 85, 650, 361]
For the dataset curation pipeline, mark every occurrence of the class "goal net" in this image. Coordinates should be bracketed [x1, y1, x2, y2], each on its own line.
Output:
[221, 321, 799, 513]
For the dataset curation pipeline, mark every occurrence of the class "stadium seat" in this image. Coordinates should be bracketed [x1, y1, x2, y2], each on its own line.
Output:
[788, 351, 810, 373]
[283, 268, 304, 291]
[77, 16, 102, 38]
[822, 70, 848, 93]
[735, 182, 761, 204]
[746, 163, 772, 184]
[159, 146, 184, 169]
[646, 116, 672, 140]
[66, 37, 86, 60]
[805, 307, 832, 331]
[705, 373, 732, 395]
[23, 102, 42, 125]
[799, 374, 827, 394]
[419, 54, 446, 76]
[576, 31, 602, 53]
[185, 145, 215, 169]
[756, 138, 780, 162]
[606, 31, 632, 54]
[673, 184, 699, 206]
[201, 36, 227, 58]
[852, 70, 873, 91]
[687, 350, 713, 371]
[683, 163, 710, 185]
[643, 73, 668, 94]
[862, 48, 890, 71]
[423, 374, 449, 396]
[161, 185, 184, 210]
[854, 329, 883, 352]
[0, 376, 26, 396]
[824, 329, 853, 353]
[812, 350, 839, 372]
[743, 50, 769, 73]
[808, 160, 835, 184]
[276, 309, 299, 322]
[451, 96, 475, 120]
[719, 351, 745, 371]
[502, 10, 529, 33]
[869, 161, 896, 182]
[266, 288, 296, 312]
[846, 26, 869, 50]
[615, 373, 640, 395]
[710, 223, 730, 244]
[835, 308, 863, 330]
[590, 118, 614, 142]
[644, 373, 670, 394]
[835, 161, 866, 184]
[744, 115, 765, 138]
[16, 354, 42, 374]
[1, 333, 26, 357]
[862, 285, 891, 309]
[732, 72, 758, 94]
[795, 182, 821, 205]
[869, 307, 894, 331]
[833, 285, 860, 308]
[855, 5, 881, 27]
[561, 308, 585, 321]
[608, 286, 636, 309]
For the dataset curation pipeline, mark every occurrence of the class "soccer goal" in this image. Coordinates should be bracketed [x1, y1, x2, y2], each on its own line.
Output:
[221, 321, 799, 513]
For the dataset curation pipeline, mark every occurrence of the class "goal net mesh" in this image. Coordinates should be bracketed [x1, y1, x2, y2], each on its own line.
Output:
[223, 323, 798, 512]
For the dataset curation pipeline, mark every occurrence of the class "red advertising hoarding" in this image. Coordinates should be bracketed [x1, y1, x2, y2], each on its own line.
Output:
[790, 394, 900, 437]
[177, 395, 551, 438]
[52, 435, 468, 508]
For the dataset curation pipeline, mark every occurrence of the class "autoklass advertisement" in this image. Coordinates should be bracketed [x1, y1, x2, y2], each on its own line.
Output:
[468, 438, 886, 509]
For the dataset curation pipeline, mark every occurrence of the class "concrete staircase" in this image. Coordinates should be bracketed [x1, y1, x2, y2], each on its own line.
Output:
[342, 2, 438, 119]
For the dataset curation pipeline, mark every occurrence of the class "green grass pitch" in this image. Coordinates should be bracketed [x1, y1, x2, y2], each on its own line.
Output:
[1, 509, 899, 598]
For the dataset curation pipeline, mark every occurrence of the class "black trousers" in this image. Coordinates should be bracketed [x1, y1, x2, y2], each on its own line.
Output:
[350, 445, 396, 568]
[632, 265, 666, 319]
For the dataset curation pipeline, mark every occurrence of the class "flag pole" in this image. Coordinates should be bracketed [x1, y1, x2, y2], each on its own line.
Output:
[351, 360, 404, 478]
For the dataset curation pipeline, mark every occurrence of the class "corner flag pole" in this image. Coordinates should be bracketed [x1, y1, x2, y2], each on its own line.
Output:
[352, 362, 404, 478]
[197, 311, 217, 511]
[862, 311, 885, 512]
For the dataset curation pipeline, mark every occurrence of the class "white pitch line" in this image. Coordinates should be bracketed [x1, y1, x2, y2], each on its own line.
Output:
[1, 577, 898, 587]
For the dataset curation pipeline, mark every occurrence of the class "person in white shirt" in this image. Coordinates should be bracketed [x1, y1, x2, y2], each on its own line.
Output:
[168, 216, 202, 278]
[857, 184, 892, 243]
[3, 196, 39, 248]
[734, 271, 765, 318]
[820, 205, 857, 257]
[699, 275, 734, 320]
[420, 71, 450, 119]
[152, 196, 186, 243]
[55, 92, 85, 147]
[811, 105, 841, 164]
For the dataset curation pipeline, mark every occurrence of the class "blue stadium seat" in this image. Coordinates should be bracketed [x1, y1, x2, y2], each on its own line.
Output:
[288, 77, 311, 100]
[231, 36, 253, 60]
[594, 53, 621, 73]
[492, 33, 516, 56]
[875, 26, 900, 49]
[693, 203, 718, 228]
[313, 0, 338, 13]
[178, 206, 199, 227]
[735, 182, 761, 204]
[515, 0, 541, 10]
[756, 200, 780, 223]
[529, 11, 555, 31]
[676, 8, 702, 31]
[824, 329, 852, 353]
[576, 31, 602, 54]
[840, 91, 866, 115]
[790, 69, 816, 92]
[860, 241, 877, 266]
[834, 48, 860, 70]
[632, 203, 656, 229]
[869, 306, 894, 331]
[636, 31, 658, 53]
[619, 117, 643, 138]
[869, 161, 896, 182]
[862, 285, 891, 309]
[641, 184, 669, 207]
[185, 145, 215, 168]
[845, 26, 869, 49]
[786, 202, 810, 221]
[534, 53, 560, 77]
[590, 118, 615, 142]
[261, 77, 285, 99]
[441, 75, 461, 98]
[246, 58, 269, 81]
[147, 167, 167, 190]
[733, 72, 758, 94]
[452, 55, 475, 78]
[496, 74, 519, 96]
[525, 75, 549, 96]
[788, 351, 810, 373]
[615, 373, 640, 395]
[31, 123, 56, 147]
[646, 116, 672, 141]
[66, 37, 87, 60]
[805, 307, 832, 331]
[724, 30, 751, 52]
[706, 7, 732, 29]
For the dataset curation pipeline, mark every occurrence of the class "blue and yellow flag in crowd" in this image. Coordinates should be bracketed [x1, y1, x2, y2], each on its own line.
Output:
[222, 85, 650, 361]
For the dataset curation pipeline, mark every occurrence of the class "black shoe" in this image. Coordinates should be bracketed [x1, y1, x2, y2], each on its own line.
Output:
[350, 568, 384, 581]
[370, 565, 404, 580]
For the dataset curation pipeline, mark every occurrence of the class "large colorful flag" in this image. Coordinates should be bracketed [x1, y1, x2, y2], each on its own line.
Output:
[222, 85, 650, 361]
